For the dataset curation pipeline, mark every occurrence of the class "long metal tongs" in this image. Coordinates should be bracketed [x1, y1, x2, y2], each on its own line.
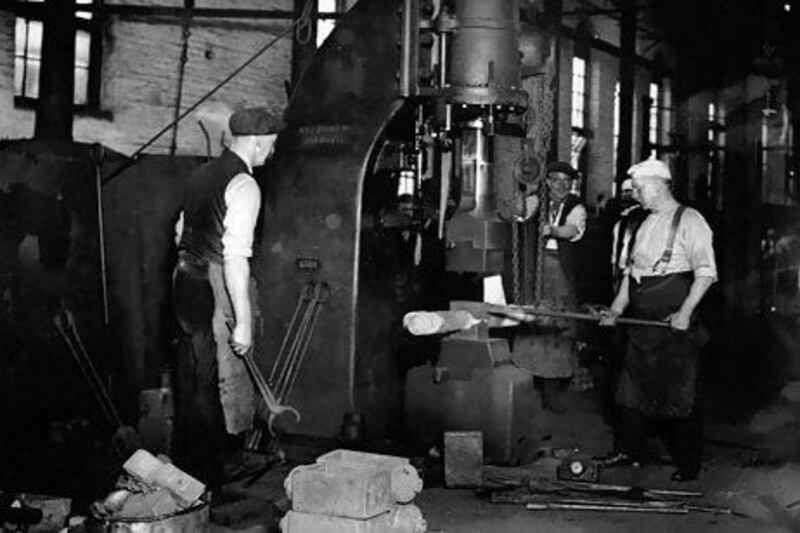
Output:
[241, 346, 300, 434]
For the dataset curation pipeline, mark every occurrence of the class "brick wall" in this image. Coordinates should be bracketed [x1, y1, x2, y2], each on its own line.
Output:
[0, 0, 293, 156]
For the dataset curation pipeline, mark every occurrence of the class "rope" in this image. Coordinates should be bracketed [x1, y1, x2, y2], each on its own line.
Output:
[294, 0, 315, 45]
[103, 0, 316, 184]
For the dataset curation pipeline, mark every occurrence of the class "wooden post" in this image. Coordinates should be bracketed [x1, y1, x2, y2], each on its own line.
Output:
[35, 0, 76, 140]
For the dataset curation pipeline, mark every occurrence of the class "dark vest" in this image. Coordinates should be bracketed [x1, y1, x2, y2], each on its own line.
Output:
[550, 194, 583, 282]
[178, 149, 250, 264]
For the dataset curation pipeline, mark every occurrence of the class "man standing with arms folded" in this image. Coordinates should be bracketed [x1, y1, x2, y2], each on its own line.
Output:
[599, 157, 717, 482]
[172, 108, 283, 486]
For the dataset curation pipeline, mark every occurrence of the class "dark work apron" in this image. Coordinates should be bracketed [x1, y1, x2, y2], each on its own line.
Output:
[615, 272, 698, 418]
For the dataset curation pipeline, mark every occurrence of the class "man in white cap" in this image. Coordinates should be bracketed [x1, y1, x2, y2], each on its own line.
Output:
[172, 107, 284, 485]
[598, 157, 717, 482]
[610, 178, 647, 290]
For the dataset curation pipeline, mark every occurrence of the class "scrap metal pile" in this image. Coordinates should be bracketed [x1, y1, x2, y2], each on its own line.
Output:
[91, 450, 205, 520]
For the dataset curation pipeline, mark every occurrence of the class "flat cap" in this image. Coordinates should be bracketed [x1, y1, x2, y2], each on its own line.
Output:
[546, 161, 580, 181]
[628, 157, 671, 180]
[621, 178, 633, 191]
[229, 107, 284, 136]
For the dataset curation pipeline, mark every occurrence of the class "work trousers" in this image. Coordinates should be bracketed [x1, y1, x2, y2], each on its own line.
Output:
[172, 254, 245, 486]
[617, 406, 703, 474]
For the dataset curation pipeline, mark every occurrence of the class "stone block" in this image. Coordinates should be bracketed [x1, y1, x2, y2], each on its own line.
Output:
[444, 431, 483, 488]
[284, 450, 422, 519]
[123, 449, 205, 506]
[280, 505, 426, 533]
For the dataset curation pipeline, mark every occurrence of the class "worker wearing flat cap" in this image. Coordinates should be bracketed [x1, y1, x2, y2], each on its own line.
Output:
[512, 161, 587, 413]
[172, 107, 284, 485]
[598, 156, 717, 482]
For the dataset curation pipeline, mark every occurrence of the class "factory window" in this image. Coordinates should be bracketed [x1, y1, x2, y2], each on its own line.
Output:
[613, 81, 620, 173]
[570, 55, 589, 180]
[316, 0, 356, 47]
[14, 0, 101, 107]
[648, 82, 660, 157]
[706, 101, 726, 207]
[571, 56, 587, 129]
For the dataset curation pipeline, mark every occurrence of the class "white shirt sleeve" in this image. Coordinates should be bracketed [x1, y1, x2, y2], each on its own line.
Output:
[565, 204, 587, 242]
[222, 173, 261, 258]
[174, 211, 184, 247]
[684, 209, 718, 280]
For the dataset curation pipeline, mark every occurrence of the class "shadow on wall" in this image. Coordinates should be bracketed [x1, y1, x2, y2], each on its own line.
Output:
[0, 139, 201, 437]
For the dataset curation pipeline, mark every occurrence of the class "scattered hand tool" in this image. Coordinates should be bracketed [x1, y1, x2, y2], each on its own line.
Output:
[53, 307, 135, 458]
[527, 477, 702, 500]
[526, 501, 689, 514]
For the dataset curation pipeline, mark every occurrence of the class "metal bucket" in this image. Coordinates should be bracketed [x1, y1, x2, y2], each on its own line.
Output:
[85, 495, 210, 533]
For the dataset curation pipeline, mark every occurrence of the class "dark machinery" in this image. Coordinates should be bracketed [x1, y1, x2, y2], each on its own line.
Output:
[257, 0, 548, 450]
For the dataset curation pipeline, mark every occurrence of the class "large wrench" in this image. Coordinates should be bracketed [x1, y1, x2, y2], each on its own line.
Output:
[241, 348, 300, 434]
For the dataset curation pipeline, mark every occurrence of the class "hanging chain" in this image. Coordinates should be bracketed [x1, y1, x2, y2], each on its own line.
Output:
[522, 70, 556, 304]
[511, 218, 522, 304]
[170, 1, 193, 155]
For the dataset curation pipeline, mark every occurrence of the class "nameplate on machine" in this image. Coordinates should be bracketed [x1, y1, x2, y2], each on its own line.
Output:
[295, 125, 354, 152]
[295, 253, 321, 272]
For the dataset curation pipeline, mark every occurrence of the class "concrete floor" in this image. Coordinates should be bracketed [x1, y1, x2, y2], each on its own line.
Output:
[212, 383, 800, 533]
[214, 442, 800, 533]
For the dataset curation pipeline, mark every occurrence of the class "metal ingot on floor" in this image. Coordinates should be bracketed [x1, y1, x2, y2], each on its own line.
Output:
[284, 450, 423, 520]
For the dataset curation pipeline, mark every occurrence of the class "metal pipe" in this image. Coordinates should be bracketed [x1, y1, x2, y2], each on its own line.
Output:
[438, 32, 448, 88]
[487, 304, 671, 328]
[400, 0, 416, 97]
[92, 144, 109, 325]
[526, 502, 688, 514]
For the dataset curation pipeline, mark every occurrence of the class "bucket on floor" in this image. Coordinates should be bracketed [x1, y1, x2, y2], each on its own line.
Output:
[84, 494, 210, 533]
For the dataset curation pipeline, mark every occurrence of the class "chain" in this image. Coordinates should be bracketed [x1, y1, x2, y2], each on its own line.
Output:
[521, 70, 556, 304]
[511, 220, 521, 304]
[170, 1, 193, 155]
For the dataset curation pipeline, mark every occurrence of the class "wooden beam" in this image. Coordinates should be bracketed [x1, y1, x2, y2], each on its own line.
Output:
[2, 1, 346, 20]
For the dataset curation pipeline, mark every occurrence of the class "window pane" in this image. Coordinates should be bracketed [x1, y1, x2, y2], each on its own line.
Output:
[317, 19, 335, 46]
[14, 57, 24, 96]
[74, 66, 88, 105]
[75, 29, 90, 67]
[649, 83, 659, 145]
[571, 56, 586, 129]
[27, 20, 43, 60]
[613, 81, 620, 170]
[15, 18, 27, 57]
[318, 0, 337, 13]
[25, 58, 40, 98]
[77, 0, 93, 19]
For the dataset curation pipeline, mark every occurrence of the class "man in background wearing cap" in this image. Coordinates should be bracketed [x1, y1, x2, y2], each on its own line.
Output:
[599, 157, 716, 482]
[512, 161, 587, 413]
[172, 107, 283, 485]
[610, 178, 647, 291]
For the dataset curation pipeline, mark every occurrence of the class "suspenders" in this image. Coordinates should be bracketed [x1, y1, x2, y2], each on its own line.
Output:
[651, 206, 686, 274]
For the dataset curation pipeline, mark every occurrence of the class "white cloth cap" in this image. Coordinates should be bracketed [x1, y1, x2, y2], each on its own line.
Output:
[621, 178, 633, 191]
[627, 157, 671, 180]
